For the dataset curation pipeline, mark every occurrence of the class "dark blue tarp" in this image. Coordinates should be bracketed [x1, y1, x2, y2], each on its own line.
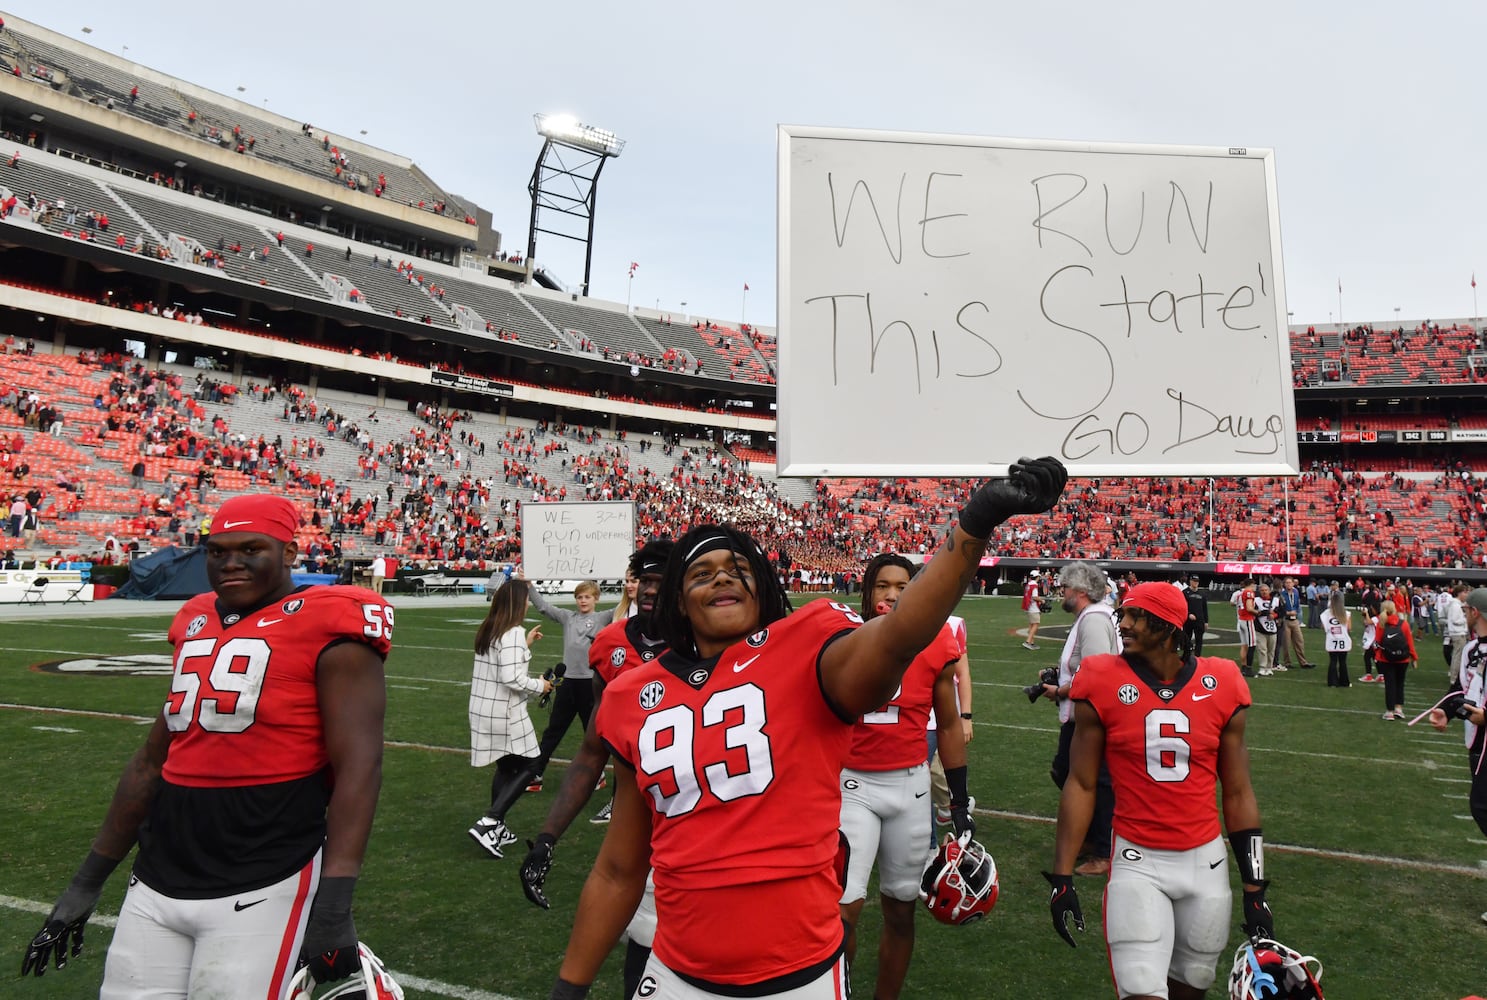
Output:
[114, 545, 210, 600]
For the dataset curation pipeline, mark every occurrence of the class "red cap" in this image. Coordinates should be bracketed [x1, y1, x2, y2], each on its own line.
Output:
[1120, 582, 1188, 629]
[210, 495, 299, 542]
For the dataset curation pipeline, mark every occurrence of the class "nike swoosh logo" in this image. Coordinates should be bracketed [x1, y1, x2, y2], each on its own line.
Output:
[233, 899, 266, 911]
[732, 654, 761, 673]
[1191, 693, 1213, 702]
[257, 617, 282, 627]
[915, 790, 928, 798]
[222, 519, 253, 529]
[1209, 858, 1225, 869]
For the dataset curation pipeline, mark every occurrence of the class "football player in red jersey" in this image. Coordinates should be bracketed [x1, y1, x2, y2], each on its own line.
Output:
[1046, 583, 1272, 1000]
[548, 458, 1067, 1000]
[22, 495, 393, 999]
[838, 553, 973, 1000]
[520, 540, 672, 999]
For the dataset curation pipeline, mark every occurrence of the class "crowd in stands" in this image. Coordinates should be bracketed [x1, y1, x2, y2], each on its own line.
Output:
[5, 338, 1487, 579]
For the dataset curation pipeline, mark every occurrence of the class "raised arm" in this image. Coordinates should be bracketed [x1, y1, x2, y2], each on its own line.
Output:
[527, 586, 571, 624]
[821, 458, 1066, 719]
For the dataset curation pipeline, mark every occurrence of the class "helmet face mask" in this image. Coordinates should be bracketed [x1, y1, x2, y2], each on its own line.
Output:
[1228, 937, 1324, 1000]
[288, 942, 404, 1000]
[919, 833, 999, 925]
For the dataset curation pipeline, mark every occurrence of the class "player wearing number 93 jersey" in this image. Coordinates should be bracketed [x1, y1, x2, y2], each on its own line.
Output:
[1049, 582, 1271, 1000]
[550, 458, 1069, 1000]
[22, 495, 393, 1000]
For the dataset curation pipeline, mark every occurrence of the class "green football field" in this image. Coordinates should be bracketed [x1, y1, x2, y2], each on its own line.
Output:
[2, 597, 1484, 1000]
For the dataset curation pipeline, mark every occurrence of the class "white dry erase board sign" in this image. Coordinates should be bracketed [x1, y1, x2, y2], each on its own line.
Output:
[777, 126, 1297, 477]
[519, 501, 636, 579]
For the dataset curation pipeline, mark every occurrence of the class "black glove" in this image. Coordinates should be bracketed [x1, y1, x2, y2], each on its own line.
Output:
[959, 457, 1069, 538]
[300, 876, 359, 984]
[1241, 881, 1274, 940]
[22, 851, 118, 977]
[519, 834, 556, 910]
[949, 804, 976, 839]
[1042, 870, 1085, 948]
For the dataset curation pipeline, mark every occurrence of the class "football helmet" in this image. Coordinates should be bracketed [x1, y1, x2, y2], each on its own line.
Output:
[1228, 937, 1324, 1000]
[288, 942, 404, 1000]
[919, 833, 998, 925]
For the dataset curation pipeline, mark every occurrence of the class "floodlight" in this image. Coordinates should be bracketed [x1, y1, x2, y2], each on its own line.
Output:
[527, 112, 627, 299]
[533, 113, 625, 157]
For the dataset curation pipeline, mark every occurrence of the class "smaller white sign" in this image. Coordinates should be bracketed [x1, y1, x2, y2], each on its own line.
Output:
[519, 501, 636, 580]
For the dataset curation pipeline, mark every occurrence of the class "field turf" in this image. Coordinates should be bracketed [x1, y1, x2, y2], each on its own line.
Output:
[2, 596, 1484, 999]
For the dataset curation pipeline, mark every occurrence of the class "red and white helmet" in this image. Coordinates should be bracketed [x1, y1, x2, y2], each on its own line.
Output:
[288, 942, 404, 1000]
[919, 833, 998, 925]
[1228, 937, 1324, 1000]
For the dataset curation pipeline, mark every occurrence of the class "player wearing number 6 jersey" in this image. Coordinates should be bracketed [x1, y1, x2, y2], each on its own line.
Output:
[1047, 582, 1272, 1000]
[21, 495, 393, 999]
[549, 458, 1068, 1000]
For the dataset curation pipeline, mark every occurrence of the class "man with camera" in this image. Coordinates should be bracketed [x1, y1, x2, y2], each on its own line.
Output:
[1429, 587, 1487, 925]
[1038, 561, 1119, 877]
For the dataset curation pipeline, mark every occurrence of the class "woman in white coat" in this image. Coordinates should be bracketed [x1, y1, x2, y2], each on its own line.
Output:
[468, 578, 550, 858]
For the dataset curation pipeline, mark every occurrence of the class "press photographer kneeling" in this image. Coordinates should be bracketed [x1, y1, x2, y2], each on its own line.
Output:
[1038, 561, 1121, 877]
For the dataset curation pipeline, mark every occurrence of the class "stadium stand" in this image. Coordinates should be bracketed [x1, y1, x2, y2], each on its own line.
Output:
[2, 13, 1485, 590]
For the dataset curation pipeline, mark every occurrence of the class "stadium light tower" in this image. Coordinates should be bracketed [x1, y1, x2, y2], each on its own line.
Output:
[527, 113, 625, 299]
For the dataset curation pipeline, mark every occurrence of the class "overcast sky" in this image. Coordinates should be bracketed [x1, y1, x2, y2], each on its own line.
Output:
[13, 1, 1487, 330]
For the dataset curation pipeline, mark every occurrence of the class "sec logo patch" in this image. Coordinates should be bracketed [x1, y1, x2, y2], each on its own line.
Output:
[611, 648, 627, 668]
[639, 680, 665, 710]
[1117, 683, 1140, 705]
[184, 614, 208, 638]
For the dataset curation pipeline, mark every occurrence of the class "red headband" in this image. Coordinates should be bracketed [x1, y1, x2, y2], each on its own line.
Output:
[210, 495, 299, 542]
[1121, 582, 1189, 629]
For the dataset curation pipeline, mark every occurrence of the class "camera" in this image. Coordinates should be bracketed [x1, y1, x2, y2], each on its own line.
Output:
[1024, 667, 1059, 703]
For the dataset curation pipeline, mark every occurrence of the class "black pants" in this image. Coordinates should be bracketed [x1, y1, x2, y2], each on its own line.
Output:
[623, 940, 651, 1000]
[1470, 744, 1487, 840]
[534, 676, 596, 777]
[1052, 720, 1115, 859]
[1379, 661, 1408, 711]
[1327, 651, 1350, 687]
[487, 753, 540, 821]
[1184, 623, 1206, 657]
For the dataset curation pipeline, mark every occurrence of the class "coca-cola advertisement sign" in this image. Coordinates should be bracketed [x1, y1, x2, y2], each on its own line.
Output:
[1215, 562, 1309, 577]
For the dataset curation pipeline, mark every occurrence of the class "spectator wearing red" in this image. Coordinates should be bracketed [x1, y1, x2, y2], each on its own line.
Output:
[1371, 600, 1417, 721]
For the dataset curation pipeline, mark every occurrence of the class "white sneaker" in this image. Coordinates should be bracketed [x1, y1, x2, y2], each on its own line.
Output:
[1272, 664, 1289, 672]
[1480, 910, 1487, 926]
[468, 818, 509, 858]
[1257, 668, 1274, 677]
[1022, 641, 1039, 651]
[591, 800, 613, 824]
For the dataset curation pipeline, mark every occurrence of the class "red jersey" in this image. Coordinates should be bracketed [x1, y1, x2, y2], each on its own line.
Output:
[1022, 580, 1042, 611]
[946, 614, 968, 656]
[139, 585, 393, 897]
[846, 623, 959, 770]
[590, 615, 668, 685]
[1072, 653, 1250, 851]
[1236, 589, 1256, 622]
[597, 599, 862, 986]
[162, 585, 393, 786]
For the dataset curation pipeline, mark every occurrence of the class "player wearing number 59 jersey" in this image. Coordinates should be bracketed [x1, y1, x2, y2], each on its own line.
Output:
[1048, 583, 1272, 1000]
[22, 495, 393, 1000]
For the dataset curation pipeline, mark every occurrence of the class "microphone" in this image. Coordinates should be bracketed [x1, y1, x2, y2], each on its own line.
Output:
[539, 663, 567, 708]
